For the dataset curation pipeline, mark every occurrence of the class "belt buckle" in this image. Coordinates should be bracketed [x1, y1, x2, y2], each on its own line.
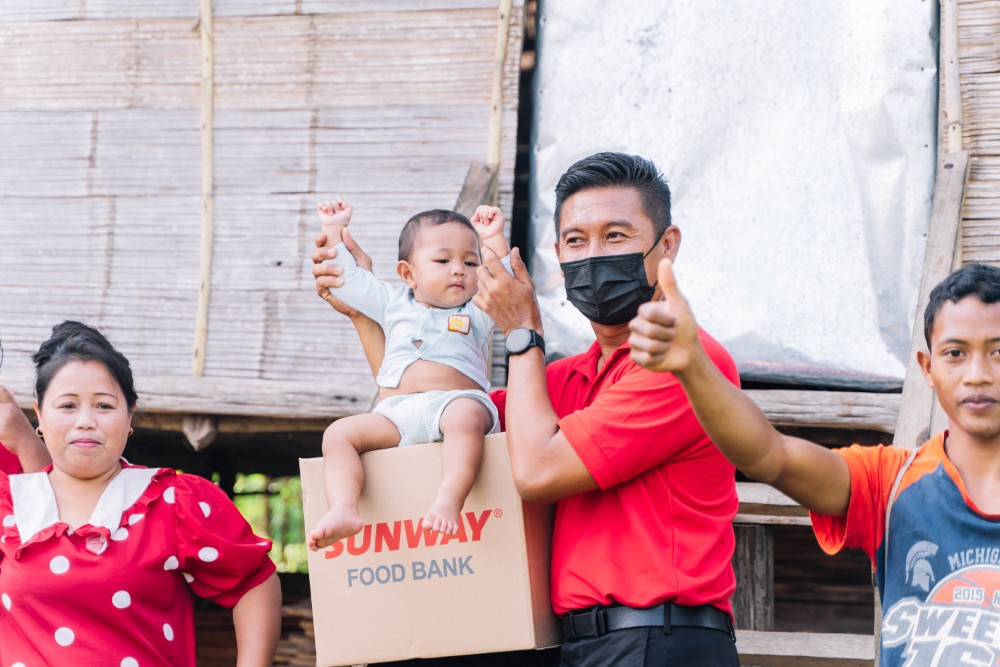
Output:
[566, 606, 607, 640]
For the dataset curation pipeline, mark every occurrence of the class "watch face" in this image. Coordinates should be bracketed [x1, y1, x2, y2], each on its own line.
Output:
[507, 328, 532, 353]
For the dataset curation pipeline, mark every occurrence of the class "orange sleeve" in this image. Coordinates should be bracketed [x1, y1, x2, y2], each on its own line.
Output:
[810, 444, 910, 564]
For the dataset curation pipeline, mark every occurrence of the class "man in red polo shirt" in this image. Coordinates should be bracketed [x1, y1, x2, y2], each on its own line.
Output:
[474, 152, 739, 666]
[312, 152, 741, 666]
[0, 384, 49, 474]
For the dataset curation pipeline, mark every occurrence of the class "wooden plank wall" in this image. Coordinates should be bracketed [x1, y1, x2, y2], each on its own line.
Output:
[957, 0, 1000, 264]
[0, 1, 523, 419]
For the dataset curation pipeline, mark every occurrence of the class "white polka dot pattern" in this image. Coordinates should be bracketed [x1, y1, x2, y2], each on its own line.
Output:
[49, 556, 70, 575]
[182, 572, 194, 584]
[163, 556, 179, 571]
[2, 592, 10, 611]
[13, 662, 26, 667]
[199, 502, 211, 517]
[163, 623, 174, 641]
[111, 527, 129, 541]
[163, 487, 176, 504]
[121, 658, 139, 667]
[112, 591, 131, 609]
[198, 547, 219, 563]
[55, 626, 75, 646]
[2, 514, 14, 527]
[128, 514, 145, 526]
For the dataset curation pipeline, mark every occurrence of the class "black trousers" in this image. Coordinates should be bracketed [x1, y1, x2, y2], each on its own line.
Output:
[559, 625, 739, 667]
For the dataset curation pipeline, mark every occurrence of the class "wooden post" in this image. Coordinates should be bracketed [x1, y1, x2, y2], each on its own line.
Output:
[193, 0, 215, 377]
[732, 524, 775, 631]
[488, 0, 514, 167]
[942, 0, 962, 154]
[454, 163, 500, 218]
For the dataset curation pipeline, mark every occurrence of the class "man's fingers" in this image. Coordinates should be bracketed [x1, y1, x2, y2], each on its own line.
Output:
[634, 300, 677, 328]
[480, 245, 506, 278]
[509, 247, 530, 282]
[342, 228, 373, 270]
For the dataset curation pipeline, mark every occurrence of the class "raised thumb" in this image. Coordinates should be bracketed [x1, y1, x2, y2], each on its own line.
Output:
[657, 257, 681, 299]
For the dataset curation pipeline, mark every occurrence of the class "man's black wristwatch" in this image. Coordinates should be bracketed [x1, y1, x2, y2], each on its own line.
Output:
[505, 328, 545, 356]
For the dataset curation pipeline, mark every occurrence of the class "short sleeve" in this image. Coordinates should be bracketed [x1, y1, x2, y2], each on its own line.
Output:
[558, 331, 739, 489]
[172, 474, 276, 608]
[0, 445, 21, 475]
[325, 242, 394, 324]
[809, 444, 909, 564]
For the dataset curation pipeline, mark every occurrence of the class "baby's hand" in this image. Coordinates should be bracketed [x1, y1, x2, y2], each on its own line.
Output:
[317, 198, 353, 227]
[470, 205, 505, 239]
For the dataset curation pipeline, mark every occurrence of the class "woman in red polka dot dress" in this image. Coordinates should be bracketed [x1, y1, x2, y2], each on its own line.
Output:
[0, 322, 281, 666]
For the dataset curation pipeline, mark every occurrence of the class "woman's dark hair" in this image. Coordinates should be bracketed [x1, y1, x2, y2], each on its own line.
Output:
[553, 151, 673, 239]
[924, 263, 1000, 347]
[32, 321, 138, 410]
[398, 209, 477, 262]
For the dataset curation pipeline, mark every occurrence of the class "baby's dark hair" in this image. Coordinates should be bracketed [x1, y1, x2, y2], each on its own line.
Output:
[924, 263, 1000, 348]
[398, 209, 477, 262]
[32, 321, 138, 410]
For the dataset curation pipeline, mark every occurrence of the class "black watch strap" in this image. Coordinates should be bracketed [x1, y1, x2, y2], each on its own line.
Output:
[506, 328, 545, 356]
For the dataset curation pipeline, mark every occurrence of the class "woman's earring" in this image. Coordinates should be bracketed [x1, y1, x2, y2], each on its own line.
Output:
[35, 427, 43, 438]
[128, 427, 134, 437]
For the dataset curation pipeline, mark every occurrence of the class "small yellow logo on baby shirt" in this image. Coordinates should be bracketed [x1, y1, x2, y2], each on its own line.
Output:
[448, 314, 471, 335]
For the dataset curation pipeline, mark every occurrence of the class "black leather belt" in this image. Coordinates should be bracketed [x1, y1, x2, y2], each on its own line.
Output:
[561, 603, 735, 642]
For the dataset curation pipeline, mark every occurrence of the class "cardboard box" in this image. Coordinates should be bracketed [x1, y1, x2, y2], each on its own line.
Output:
[300, 433, 560, 666]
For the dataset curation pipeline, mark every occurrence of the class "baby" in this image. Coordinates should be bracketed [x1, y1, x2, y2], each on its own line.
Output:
[308, 198, 510, 551]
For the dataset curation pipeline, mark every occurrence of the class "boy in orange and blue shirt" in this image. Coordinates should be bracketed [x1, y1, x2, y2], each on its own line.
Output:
[629, 260, 1000, 667]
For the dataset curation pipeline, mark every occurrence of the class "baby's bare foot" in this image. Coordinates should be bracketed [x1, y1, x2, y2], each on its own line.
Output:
[422, 495, 463, 535]
[308, 506, 363, 551]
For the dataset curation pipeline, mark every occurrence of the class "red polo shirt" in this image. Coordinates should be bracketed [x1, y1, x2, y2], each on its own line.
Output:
[492, 329, 739, 615]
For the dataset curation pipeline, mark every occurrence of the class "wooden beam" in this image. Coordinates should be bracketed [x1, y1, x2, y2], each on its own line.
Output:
[454, 162, 499, 218]
[193, 0, 216, 377]
[736, 630, 874, 667]
[746, 389, 899, 434]
[6, 377, 899, 429]
[942, 0, 962, 153]
[182, 414, 218, 451]
[488, 0, 514, 166]
[736, 482, 810, 527]
[892, 151, 970, 450]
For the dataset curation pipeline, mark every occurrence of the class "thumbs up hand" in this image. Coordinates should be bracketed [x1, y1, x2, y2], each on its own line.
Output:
[628, 257, 701, 374]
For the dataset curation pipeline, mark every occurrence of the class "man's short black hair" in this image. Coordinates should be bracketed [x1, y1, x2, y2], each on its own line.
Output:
[398, 209, 477, 262]
[924, 263, 1000, 347]
[553, 152, 672, 239]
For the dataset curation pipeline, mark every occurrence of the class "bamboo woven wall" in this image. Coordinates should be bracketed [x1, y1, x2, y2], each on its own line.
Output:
[957, 0, 1000, 263]
[0, 1, 524, 419]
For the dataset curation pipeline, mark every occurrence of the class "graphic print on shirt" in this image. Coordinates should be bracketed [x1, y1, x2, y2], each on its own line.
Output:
[877, 457, 1000, 667]
[905, 541, 940, 593]
[882, 563, 1000, 666]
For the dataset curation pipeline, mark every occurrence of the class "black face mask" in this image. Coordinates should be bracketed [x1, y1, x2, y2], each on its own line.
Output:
[560, 239, 660, 326]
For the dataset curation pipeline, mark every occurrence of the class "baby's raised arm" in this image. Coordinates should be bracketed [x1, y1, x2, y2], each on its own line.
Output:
[470, 205, 510, 260]
[316, 198, 353, 249]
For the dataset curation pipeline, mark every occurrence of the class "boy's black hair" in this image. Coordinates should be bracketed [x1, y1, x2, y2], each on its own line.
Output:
[33, 321, 138, 410]
[553, 151, 672, 239]
[398, 209, 478, 262]
[924, 263, 1000, 347]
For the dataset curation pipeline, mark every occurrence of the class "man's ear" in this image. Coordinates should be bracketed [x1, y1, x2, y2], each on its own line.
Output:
[397, 260, 417, 289]
[917, 349, 935, 389]
[661, 225, 681, 262]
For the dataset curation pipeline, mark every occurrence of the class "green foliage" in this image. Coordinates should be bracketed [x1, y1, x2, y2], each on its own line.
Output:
[233, 475, 308, 573]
